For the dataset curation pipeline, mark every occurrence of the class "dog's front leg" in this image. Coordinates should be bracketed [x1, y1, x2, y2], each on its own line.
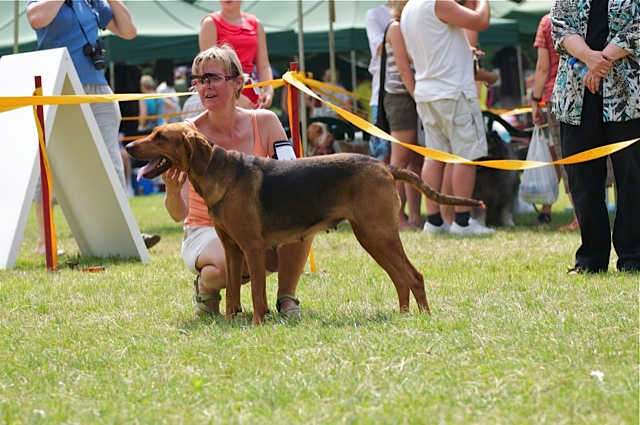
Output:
[219, 236, 244, 320]
[244, 247, 269, 325]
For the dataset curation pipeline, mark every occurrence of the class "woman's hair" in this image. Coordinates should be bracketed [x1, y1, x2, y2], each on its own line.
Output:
[191, 43, 244, 99]
[390, 0, 408, 20]
[140, 75, 156, 91]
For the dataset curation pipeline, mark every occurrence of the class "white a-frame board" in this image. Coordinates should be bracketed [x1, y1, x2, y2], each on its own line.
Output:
[0, 48, 150, 269]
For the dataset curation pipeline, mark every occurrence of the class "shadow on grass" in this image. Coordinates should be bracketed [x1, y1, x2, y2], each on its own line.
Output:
[176, 308, 402, 333]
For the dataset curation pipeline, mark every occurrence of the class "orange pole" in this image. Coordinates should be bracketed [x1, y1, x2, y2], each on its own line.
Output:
[35, 76, 57, 271]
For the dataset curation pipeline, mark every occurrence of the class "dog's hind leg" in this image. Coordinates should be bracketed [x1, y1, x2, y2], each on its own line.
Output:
[349, 222, 430, 313]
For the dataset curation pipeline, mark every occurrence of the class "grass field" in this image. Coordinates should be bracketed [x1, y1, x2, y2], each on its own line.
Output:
[1, 192, 637, 424]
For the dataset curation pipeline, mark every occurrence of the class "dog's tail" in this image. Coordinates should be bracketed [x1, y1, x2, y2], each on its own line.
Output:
[388, 165, 486, 208]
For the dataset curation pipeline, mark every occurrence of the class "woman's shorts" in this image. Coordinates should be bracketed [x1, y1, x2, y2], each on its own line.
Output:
[182, 226, 218, 274]
[384, 92, 418, 132]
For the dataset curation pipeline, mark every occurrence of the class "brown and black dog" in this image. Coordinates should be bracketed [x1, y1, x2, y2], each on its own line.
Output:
[126, 122, 484, 325]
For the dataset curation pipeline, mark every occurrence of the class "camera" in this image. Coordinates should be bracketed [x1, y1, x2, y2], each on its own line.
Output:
[83, 38, 106, 70]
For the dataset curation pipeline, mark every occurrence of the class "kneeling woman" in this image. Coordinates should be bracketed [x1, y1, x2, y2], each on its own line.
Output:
[162, 44, 312, 316]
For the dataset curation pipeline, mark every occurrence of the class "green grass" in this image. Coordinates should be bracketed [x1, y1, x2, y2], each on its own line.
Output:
[1, 193, 637, 424]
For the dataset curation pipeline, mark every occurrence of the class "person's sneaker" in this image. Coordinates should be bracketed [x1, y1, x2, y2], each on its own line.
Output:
[142, 233, 161, 249]
[423, 221, 451, 234]
[450, 218, 495, 235]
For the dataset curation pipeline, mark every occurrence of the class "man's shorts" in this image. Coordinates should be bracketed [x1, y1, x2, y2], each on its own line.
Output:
[417, 93, 487, 161]
[369, 104, 391, 160]
[182, 226, 217, 274]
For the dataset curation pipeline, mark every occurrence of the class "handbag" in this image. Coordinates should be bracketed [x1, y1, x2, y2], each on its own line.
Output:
[376, 23, 392, 134]
[519, 126, 559, 205]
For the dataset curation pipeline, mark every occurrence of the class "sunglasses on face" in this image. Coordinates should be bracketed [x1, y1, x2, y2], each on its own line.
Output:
[191, 73, 236, 87]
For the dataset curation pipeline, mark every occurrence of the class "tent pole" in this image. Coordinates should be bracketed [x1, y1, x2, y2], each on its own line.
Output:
[13, 0, 19, 54]
[328, 0, 336, 84]
[350, 50, 357, 112]
[516, 45, 525, 105]
[297, 0, 308, 151]
[109, 61, 115, 91]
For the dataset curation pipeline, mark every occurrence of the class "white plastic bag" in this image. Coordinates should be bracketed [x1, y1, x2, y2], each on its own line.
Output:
[519, 126, 559, 205]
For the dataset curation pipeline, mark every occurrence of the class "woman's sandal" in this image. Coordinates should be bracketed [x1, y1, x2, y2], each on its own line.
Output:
[533, 213, 552, 225]
[193, 277, 222, 316]
[399, 222, 420, 232]
[276, 294, 302, 319]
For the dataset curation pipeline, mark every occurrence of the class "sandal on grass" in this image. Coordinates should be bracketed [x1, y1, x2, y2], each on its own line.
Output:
[533, 213, 551, 225]
[276, 294, 302, 319]
[193, 277, 221, 316]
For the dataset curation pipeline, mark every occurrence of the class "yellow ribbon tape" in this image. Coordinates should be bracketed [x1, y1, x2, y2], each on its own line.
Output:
[282, 71, 638, 170]
[5, 73, 638, 171]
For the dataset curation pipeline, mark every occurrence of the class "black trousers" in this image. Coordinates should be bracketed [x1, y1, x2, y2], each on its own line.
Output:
[561, 91, 640, 272]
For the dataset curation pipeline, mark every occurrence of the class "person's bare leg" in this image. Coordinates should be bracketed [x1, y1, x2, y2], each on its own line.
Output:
[440, 164, 455, 224]
[195, 237, 280, 314]
[422, 159, 446, 216]
[195, 238, 227, 313]
[276, 236, 313, 313]
[451, 163, 476, 214]
[390, 138, 410, 226]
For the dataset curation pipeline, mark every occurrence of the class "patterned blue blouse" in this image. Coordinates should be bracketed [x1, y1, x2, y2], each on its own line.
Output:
[550, 0, 640, 125]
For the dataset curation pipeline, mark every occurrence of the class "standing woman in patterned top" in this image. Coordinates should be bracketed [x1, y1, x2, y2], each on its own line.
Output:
[199, 0, 274, 109]
[550, 0, 640, 274]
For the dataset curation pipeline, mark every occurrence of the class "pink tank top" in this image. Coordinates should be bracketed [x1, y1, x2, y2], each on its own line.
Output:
[207, 12, 260, 106]
[184, 113, 267, 227]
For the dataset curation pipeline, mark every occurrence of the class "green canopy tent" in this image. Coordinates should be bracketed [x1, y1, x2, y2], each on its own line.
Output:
[1, 0, 521, 65]
[491, 0, 553, 35]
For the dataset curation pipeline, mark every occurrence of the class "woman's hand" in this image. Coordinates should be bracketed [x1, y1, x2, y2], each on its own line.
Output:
[530, 101, 546, 126]
[258, 89, 274, 109]
[583, 69, 602, 95]
[162, 168, 187, 193]
[583, 50, 612, 77]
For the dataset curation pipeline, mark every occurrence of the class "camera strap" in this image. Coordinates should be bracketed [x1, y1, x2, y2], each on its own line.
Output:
[65, 0, 102, 48]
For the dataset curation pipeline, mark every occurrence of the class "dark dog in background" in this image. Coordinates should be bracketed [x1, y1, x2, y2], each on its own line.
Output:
[472, 131, 520, 227]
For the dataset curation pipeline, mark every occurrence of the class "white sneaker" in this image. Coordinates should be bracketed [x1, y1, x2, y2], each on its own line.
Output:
[423, 221, 451, 234]
[450, 218, 495, 235]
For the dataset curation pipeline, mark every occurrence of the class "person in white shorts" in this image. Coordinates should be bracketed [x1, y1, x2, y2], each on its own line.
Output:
[401, 0, 494, 235]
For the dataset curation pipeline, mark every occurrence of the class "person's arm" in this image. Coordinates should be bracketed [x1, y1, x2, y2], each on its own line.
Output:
[199, 15, 218, 52]
[387, 23, 415, 97]
[254, 20, 275, 109]
[26, 0, 65, 29]
[561, 34, 612, 94]
[464, 29, 479, 49]
[365, 8, 388, 58]
[602, 43, 630, 62]
[530, 46, 550, 126]
[561, 34, 612, 72]
[104, 0, 136, 40]
[259, 110, 289, 158]
[137, 100, 148, 131]
[435, 0, 490, 32]
[475, 67, 498, 85]
[162, 168, 189, 223]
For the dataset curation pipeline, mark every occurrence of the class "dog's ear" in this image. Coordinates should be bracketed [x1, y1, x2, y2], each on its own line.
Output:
[186, 129, 213, 176]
